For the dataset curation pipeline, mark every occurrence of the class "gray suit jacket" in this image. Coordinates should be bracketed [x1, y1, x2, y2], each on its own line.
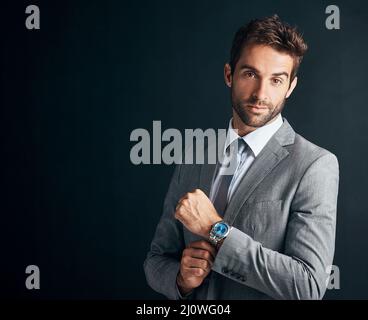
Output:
[143, 118, 339, 300]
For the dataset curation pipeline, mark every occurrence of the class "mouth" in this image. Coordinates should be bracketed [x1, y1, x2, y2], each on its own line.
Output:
[247, 105, 268, 111]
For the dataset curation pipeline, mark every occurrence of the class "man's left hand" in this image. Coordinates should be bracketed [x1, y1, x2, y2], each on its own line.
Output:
[175, 189, 222, 238]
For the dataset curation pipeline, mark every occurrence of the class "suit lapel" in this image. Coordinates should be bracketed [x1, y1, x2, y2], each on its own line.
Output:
[224, 118, 296, 225]
[197, 118, 296, 223]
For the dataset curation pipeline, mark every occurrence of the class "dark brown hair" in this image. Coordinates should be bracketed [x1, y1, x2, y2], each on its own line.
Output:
[230, 14, 308, 81]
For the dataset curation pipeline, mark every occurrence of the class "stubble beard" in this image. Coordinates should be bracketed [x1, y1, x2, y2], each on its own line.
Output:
[232, 90, 287, 128]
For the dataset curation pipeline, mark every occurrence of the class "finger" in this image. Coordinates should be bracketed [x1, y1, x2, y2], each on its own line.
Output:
[188, 241, 217, 259]
[175, 202, 188, 218]
[178, 193, 189, 204]
[183, 266, 207, 277]
[193, 188, 205, 196]
[175, 193, 189, 211]
[185, 248, 214, 263]
[175, 202, 180, 212]
[184, 256, 212, 271]
[175, 200, 183, 211]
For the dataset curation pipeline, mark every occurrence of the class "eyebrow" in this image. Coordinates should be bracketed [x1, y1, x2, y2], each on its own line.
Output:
[239, 64, 289, 79]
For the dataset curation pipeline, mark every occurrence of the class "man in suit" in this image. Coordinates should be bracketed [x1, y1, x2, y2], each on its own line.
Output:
[143, 14, 339, 300]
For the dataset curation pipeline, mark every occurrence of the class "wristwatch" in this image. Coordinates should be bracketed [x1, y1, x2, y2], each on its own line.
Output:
[209, 220, 232, 247]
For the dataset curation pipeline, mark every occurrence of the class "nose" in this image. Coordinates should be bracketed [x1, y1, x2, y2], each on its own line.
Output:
[251, 79, 268, 104]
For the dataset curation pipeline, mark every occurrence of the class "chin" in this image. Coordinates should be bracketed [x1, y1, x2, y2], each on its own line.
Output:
[234, 105, 271, 128]
[246, 120, 265, 128]
[243, 115, 271, 128]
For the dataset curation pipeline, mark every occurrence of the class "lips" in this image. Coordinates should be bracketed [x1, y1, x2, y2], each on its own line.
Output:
[248, 105, 267, 110]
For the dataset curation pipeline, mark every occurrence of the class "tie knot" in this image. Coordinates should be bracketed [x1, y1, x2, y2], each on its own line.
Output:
[237, 138, 247, 154]
[226, 138, 247, 157]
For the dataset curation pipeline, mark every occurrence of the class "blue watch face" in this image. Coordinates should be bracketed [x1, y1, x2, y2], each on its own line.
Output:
[214, 222, 228, 236]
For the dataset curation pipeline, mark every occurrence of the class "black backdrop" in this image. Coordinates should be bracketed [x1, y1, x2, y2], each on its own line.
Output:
[1, 0, 368, 299]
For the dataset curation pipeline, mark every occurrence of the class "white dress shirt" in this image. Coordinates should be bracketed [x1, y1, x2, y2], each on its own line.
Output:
[210, 113, 284, 204]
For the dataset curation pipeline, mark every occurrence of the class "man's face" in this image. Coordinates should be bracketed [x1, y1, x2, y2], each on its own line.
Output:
[225, 44, 297, 128]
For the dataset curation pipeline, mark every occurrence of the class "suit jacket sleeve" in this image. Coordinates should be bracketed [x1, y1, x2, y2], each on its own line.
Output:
[143, 164, 193, 300]
[212, 152, 340, 299]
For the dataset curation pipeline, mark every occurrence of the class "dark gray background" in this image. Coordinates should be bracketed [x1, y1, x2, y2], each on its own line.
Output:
[1, 0, 367, 299]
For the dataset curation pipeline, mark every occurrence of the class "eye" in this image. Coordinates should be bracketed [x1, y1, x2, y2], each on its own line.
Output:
[272, 78, 283, 85]
[243, 71, 256, 78]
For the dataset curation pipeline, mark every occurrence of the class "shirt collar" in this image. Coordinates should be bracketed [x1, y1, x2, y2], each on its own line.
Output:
[224, 113, 283, 157]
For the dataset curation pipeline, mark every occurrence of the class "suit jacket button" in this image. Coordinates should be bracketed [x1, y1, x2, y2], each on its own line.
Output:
[222, 267, 228, 274]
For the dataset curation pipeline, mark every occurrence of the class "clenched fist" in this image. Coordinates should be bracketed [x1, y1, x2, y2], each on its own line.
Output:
[176, 240, 217, 296]
[175, 189, 222, 238]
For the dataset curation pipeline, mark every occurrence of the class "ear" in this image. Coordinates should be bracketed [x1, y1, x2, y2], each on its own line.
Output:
[286, 76, 298, 98]
[224, 63, 232, 88]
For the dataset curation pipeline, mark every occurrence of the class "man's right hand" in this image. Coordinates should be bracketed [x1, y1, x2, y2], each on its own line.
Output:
[176, 240, 217, 296]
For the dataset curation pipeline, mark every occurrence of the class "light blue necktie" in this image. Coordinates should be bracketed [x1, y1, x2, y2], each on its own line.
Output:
[212, 138, 247, 217]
